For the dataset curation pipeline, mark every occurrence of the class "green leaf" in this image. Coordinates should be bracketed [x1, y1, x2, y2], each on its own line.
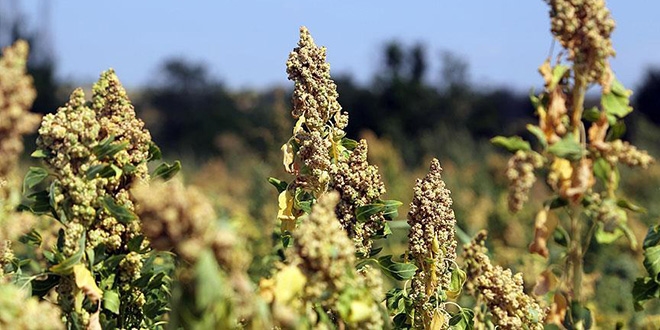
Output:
[449, 308, 474, 330]
[101, 196, 136, 223]
[447, 268, 467, 298]
[550, 65, 570, 90]
[582, 107, 601, 122]
[127, 235, 145, 252]
[30, 149, 48, 158]
[341, 138, 359, 150]
[382, 200, 402, 220]
[86, 164, 121, 180]
[547, 133, 584, 160]
[610, 78, 630, 97]
[23, 167, 49, 193]
[620, 222, 639, 250]
[31, 275, 60, 298]
[195, 250, 227, 308]
[490, 136, 531, 153]
[546, 196, 568, 209]
[553, 226, 569, 247]
[148, 141, 162, 161]
[103, 290, 120, 314]
[617, 198, 647, 214]
[643, 245, 660, 282]
[526, 124, 547, 148]
[50, 235, 85, 275]
[267, 177, 288, 194]
[21, 190, 52, 215]
[356, 203, 386, 223]
[19, 229, 42, 246]
[606, 121, 626, 141]
[355, 200, 401, 222]
[602, 91, 632, 119]
[632, 277, 660, 311]
[643, 225, 660, 249]
[152, 160, 181, 181]
[566, 302, 592, 329]
[93, 136, 129, 159]
[594, 223, 623, 244]
[593, 157, 612, 186]
[376, 255, 417, 281]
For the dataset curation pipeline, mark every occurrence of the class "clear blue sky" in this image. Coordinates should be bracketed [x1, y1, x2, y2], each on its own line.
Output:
[18, 1, 660, 92]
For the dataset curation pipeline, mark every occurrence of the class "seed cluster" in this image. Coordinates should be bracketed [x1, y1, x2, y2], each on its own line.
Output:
[407, 158, 457, 327]
[284, 27, 388, 257]
[505, 150, 544, 213]
[36, 70, 153, 325]
[0, 41, 40, 200]
[330, 140, 387, 256]
[289, 192, 384, 329]
[464, 231, 546, 330]
[133, 179, 216, 263]
[547, 0, 616, 86]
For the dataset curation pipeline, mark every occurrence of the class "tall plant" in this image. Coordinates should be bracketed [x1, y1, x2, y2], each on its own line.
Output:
[492, 0, 654, 328]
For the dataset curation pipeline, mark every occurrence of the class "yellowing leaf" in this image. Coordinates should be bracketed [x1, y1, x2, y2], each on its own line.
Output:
[430, 309, 446, 330]
[73, 264, 103, 304]
[277, 190, 296, 222]
[348, 301, 372, 323]
[274, 264, 306, 304]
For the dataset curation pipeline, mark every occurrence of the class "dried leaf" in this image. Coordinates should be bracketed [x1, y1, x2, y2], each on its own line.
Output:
[86, 307, 102, 330]
[546, 292, 568, 326]
[588, 113, 609, 151]
[281, 142, 295, 173]
[565, 158, 595, 202]
[529, 209, 555, 258]
[533, 269, 558, 296]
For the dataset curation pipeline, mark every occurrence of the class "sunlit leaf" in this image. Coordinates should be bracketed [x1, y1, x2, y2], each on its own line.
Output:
[30, 149, 48, 158]
[73, 264, 103, 304]
[490, 136, 531, 153]
[526, 124, 547, 148]
[377, 255, 417, 281]
[547, 133, 583, 160]
[602, 91, 632, 119]
[447, 268, 466, 299]
[50, 235, 85, 275]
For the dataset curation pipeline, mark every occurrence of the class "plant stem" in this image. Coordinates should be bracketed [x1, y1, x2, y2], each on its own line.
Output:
[571, 74, 587, 139]
[568, 208, 583, 304]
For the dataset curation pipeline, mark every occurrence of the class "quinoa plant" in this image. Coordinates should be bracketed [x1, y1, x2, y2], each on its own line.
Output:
[20, 69, 179, 329]
[492, 0, 655, 328]
[0, 40, 64, 329]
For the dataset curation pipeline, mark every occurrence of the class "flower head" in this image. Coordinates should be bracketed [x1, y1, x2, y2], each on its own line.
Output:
[407, 158, 457, 327]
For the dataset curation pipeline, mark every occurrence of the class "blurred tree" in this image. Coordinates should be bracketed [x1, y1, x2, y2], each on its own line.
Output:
[1, 0, 60, 115]
[635, 68, 660, 126]
[143, 58, 241, 157]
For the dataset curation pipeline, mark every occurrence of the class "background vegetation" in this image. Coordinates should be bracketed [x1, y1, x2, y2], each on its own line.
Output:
[2, 2, 660, 328]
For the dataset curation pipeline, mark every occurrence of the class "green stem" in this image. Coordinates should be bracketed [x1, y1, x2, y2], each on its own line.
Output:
[568, 208, 582, 301]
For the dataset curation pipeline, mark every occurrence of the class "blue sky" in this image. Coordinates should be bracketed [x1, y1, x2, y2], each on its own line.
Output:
[18, 1, 660, 91]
